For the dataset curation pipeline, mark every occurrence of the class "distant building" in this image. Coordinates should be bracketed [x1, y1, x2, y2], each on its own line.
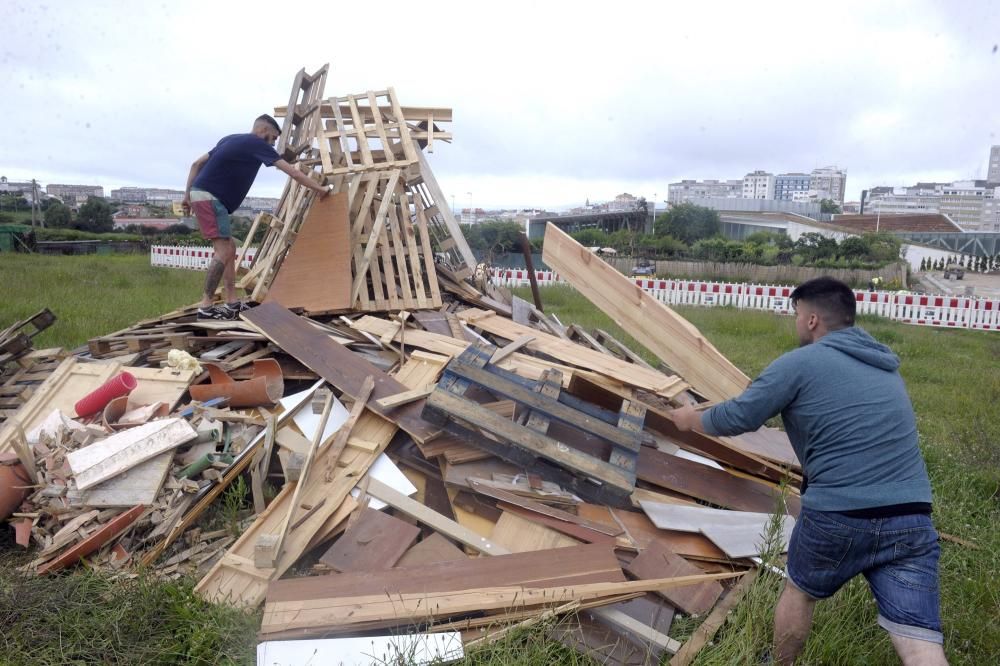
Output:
[742, 171, 774, 199]
[0, 176, 36, 194]
[774, 173, 811, 201]
[988, 145, 1000, 183]
[46, 183, 104, 205]
[608, 192, 641, 212]
[109, 187, 185, 204]
[112, 218, 180, 231]
[809, 166, 847, 204]
[865, 177, 997, 232]
[667, 179, 742, 205]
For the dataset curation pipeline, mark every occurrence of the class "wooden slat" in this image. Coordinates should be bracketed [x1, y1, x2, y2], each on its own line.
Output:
[624, 541, 723, 615]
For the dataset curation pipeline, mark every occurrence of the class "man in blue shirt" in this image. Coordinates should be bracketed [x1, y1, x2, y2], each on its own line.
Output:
[671, 277, 946, 665]
[183, 114, 332, 320]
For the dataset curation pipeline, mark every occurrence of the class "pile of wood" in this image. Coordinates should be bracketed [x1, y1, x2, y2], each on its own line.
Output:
[0, 67, 806, 665]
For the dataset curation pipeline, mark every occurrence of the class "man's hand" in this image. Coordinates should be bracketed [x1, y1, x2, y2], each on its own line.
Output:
[181, 195, 191, 215]
[317, 184, 332, 199]
[669, 403, 705, 433]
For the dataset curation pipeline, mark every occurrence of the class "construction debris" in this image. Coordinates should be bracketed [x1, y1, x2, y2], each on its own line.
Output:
[0, 65, 805, 664]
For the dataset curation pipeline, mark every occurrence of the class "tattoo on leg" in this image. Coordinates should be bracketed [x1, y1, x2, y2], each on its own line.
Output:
[204, 259, 225, 299]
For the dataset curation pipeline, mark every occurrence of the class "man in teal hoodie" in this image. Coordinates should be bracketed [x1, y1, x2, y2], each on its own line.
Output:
[671, 277, 946, 666]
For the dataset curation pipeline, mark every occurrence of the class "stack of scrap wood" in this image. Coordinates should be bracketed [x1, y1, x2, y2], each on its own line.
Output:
[0, 67, 806, 665]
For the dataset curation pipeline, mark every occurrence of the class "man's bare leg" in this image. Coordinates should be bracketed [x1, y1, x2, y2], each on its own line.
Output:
[773, 583, 816, 665]
[221, 238, 238, 304]
[201, 238, 233, 307]
[889, 634, 948, 666]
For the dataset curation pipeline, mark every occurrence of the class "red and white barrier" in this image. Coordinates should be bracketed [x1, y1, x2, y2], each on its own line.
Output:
[150, 245, 256, 270]
[489, 269, 1000, 332]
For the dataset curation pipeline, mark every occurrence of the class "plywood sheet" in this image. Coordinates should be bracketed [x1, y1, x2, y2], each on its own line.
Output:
[637, 501, 795, 558]
[489, 511, 582, 553]
[319, 507, 419, 572]
[265, 192, 352, 312]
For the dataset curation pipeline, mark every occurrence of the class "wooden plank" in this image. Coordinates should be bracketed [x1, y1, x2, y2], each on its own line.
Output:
[542, 223, 750, 402]
[496, 502, 619, 545]
[638, 447, 799, 516]
[490, 334, 535, 364]
[351, 170, 401, 305]
[466, 478, 621, 536]
[264, 192, 352, 312]
[365, 477, 509, 556]
[374, 385, 435, 410]
[624, 541, 723, 615]
[242, 302, 439, 444]
[456, 309, 687, 398]
[261, 571, 742, 637]
[637, 501, 796, 558]
[415, 151, 477, 272]
[68, 418, 196, 490]
[318, 507, 420, 572]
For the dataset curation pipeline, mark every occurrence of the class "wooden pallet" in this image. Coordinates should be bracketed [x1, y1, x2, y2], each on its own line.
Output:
[275, 65, 328, 162]
[0, 309, 57, 365]
[423, 343, 643, 507]
[0, 348, 68, 424]
[318, 89, 419, 176]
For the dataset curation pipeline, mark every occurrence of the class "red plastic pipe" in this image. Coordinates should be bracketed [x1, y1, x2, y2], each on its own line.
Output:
[74, 371, 138, 418]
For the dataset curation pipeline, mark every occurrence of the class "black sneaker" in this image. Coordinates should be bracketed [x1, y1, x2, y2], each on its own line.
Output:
[197, 305, 239, 321]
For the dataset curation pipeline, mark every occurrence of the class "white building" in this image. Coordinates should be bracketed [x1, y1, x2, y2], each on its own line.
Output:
[742, 171, 774, 199]
[809, 166, 847, 204]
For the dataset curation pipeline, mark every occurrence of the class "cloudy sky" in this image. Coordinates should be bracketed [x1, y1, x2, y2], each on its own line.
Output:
[2, 0, 998, 210]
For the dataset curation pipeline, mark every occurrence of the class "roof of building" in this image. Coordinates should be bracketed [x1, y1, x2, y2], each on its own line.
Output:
[829, 213, 963, 233]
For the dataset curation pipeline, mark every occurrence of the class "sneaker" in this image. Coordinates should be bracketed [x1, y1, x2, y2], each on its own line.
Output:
[225, 301, 255, 314]
[197, 305, 239, 321]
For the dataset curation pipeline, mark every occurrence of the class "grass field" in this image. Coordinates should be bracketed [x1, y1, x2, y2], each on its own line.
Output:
[1, 255, 998, 665]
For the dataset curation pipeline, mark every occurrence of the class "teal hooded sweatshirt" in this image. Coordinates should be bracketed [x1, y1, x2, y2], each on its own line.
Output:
[701, 326, 932, 512]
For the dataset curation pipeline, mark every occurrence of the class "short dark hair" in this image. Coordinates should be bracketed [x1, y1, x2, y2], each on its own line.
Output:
[255, 114, 281, 132]
[790, 277, 856, 328]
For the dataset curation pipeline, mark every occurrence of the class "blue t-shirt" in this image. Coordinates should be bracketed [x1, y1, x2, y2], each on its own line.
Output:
[192, 133, 280, 213]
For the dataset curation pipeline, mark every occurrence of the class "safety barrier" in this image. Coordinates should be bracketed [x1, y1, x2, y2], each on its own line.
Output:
[489, 268, 1000, 332]
[148, 250, 999, 331]
[150, 245, 256, 270]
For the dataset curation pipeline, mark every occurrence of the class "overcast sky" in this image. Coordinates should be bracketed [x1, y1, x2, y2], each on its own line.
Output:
[2, 0, 998, 210]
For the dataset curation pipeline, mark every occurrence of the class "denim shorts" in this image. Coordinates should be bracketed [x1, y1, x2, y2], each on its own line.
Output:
[786, 506, 942, 644]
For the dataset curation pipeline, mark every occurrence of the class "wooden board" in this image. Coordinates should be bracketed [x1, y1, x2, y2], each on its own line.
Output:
[637, 501, 795, 558]
[394, 532, 467, 568]
[489, 511, 581, 553]
[268, 543, 624, 604]
[542, 223, 750, 402]
[318, 507, 420, 572]
[71, 452, 173, 507]
[638, 446, 800, 517]
[624, 542, 723, 615]
[669, 569, 758, 666]
[242, 302, 439, 444]
[67, 418, 196, 490]
[262, 571, 741, 638]
[264, 192, 352, 312]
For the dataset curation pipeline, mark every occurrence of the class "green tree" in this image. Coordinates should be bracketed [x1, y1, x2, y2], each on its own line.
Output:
[793, 232, 838, 262]
[75, 196, 114, 233]
[44, 202, 73, 228]
[820, 198, 842, 214]
[653, 203, 720, 244]
[838, 236, 869, 259]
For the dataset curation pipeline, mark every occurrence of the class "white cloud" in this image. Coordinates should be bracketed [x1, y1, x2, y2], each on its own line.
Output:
[2, 0, 998, 208]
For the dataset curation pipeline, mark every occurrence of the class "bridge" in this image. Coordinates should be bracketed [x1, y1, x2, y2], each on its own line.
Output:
[527, 209, 651, 240]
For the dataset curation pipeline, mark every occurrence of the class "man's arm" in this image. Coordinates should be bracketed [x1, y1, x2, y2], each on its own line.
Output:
[273, 159, 331, 198]
[182, 153, 211, 214]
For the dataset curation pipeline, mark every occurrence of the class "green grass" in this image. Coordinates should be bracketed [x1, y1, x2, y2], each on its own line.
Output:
[0, 263, 997, 664]
[0, 253, 204, 350]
